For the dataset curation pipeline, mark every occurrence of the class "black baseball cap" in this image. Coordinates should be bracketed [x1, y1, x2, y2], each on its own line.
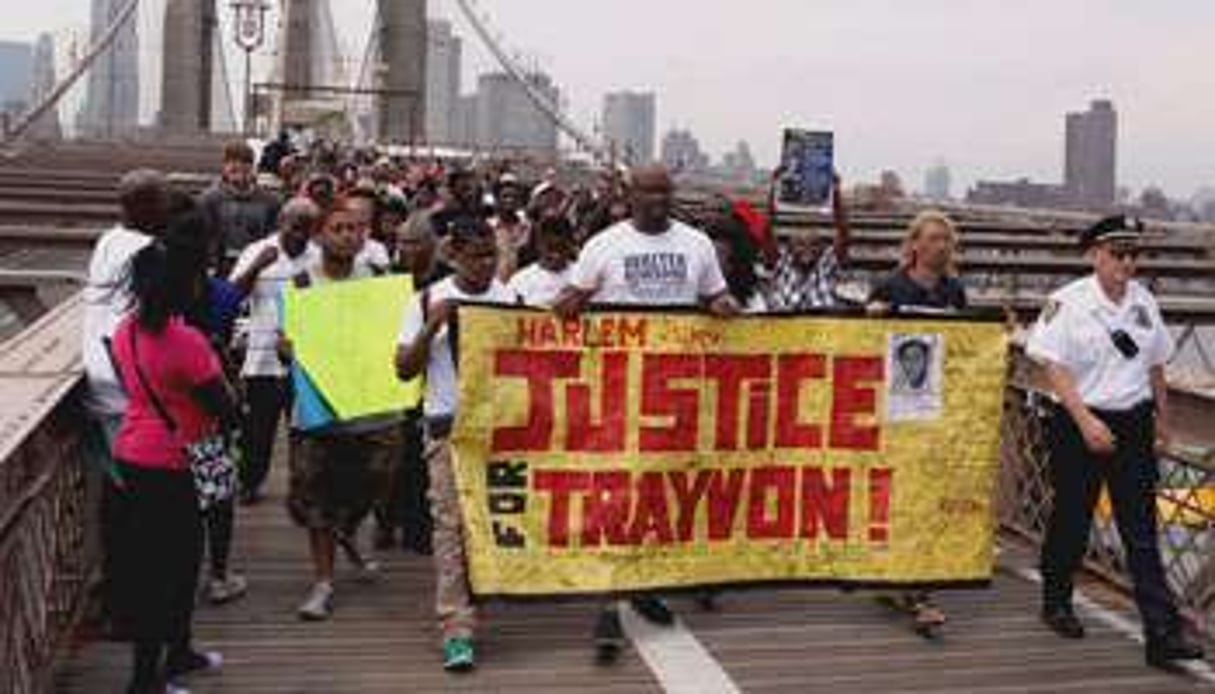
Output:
[1080, 214, 1143, 248]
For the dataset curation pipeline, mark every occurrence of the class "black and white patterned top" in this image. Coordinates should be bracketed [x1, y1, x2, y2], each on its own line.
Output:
[765, 246, 841, 311]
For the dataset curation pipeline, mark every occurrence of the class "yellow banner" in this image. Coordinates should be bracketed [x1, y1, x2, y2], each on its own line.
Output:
[282, 275, 421, 419]
[453, 306, 1009, 596]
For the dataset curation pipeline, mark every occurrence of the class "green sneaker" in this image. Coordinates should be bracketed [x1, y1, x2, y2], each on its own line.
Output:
[442, 636, 475, 672]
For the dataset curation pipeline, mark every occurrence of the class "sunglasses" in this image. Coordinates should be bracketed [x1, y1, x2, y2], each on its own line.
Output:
[1107, 245, 1141, 261]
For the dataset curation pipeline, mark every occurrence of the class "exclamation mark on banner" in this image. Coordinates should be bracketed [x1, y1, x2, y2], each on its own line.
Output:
[868, 468, 892, 543]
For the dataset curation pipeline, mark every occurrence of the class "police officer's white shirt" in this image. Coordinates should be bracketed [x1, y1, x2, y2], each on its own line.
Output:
[1026, 275, 1172, 411]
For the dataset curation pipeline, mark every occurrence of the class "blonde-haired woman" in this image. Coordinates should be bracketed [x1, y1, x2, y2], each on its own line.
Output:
[867, 210, 966, 314]
[866, 210, 968, 637]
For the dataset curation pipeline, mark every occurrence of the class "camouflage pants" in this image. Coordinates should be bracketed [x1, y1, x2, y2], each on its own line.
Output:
[287, 427, 401, 533]
[426, 432, 476, 640]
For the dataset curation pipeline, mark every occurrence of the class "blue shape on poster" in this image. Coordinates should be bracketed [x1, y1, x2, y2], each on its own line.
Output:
[292, 364, 336, 431]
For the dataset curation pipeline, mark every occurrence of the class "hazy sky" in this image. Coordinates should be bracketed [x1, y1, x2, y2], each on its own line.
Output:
[4, 0, 1213, 198]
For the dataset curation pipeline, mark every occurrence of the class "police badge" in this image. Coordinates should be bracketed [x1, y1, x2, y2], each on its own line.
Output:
[1042, 300, 1061, 325]
[1132, 305, 1152, 330]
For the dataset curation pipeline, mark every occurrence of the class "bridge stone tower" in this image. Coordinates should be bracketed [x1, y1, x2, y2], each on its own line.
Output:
[160, 0, 217, 133]
[280, 0, 314, 96]
[377, 0, 428, 143]
[273, 0, 426, 140]
[277, 0, 344, 132]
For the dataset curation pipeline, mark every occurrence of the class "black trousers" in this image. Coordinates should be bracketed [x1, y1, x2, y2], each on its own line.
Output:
[111, 462, 203, 689]
[203, 499, 234, 578]
[1039, 401, 1179, 636]
[396, 411, 432, 551]
[241, 375, 289, 495]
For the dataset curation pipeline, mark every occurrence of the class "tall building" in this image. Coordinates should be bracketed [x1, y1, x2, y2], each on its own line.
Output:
[81, 0, 140, 137]
[160, 0, 217, 133]
[26, 34, 61, 140]
[377, 0, 427, 143]
[924, 161, 952, 201]
[602, 91, 655, 165]
[425, 19, 462, 145]
[967, 178, 1069, 209]
[720, 140, 757, 183]
[453, 94, 478, 148]
[1064, 99, 1117, 210]
[0, 41, 33, 115]
[475, 71, 559, 155]
[661, 128, 709, 174]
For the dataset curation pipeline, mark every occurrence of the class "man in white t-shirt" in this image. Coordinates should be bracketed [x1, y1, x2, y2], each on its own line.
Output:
[345, 188, 394, 270]
[508, 216, 576, 308]
[300, 188, 393, 273]
[395, 216, 518, 672]
[228, 197, 319, 503]
[555, 166, 737, 316]
[287, 199, 402, 624]
[82, 169, 172, 442]
[553, 165, 737, 664]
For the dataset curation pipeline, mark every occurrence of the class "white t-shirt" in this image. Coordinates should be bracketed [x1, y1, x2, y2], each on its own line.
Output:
[229, 235, 313, 378]
[568, 220, 727, 306]
[361, 238, 393, 269]
[81, 225, 153, 415]
[397, 277, 517, 419]
[1026, 275, 1172, 411]
[508, 263, 571, 308]
[304, 238, 392, 272]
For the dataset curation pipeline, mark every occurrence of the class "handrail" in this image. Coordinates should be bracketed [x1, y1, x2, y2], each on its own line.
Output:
[0, 293, 90, 693]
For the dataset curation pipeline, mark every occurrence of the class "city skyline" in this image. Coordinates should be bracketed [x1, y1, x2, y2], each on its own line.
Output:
[2, 0, 1212, 198]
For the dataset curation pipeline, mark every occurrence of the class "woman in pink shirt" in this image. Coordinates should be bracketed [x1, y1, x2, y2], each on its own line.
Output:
[109, 241, 238, 694]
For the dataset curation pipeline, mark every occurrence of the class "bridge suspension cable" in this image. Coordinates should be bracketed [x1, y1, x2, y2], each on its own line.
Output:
[347, 1, 385, 143]
[452, 0, 607, 163]
[1, 0, 141, 147]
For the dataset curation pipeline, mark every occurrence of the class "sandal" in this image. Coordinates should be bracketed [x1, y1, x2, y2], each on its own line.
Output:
[911, 599, 947, 637]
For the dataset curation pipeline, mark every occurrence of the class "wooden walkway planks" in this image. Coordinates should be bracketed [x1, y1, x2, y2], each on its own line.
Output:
[680, 576, 1207, 693]
[55, 464, 1209, 693]
[53, 462, 659, 694]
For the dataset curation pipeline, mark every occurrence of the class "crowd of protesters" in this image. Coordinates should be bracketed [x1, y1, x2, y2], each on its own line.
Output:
[80, 134, 1202, 692]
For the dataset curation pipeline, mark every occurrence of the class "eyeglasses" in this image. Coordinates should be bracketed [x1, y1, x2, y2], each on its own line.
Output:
[1109, 246, 1141, 261]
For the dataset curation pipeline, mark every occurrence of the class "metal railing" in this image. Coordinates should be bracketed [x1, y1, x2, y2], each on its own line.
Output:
[0, 294, 95, 694]
[0, 385, 95, 694]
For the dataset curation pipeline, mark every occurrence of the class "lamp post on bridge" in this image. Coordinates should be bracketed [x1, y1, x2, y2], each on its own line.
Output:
[230, 0, 269, 136]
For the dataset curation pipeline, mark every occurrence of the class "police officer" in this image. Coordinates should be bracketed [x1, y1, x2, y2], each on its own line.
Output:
[1026, 215, 1203, 668]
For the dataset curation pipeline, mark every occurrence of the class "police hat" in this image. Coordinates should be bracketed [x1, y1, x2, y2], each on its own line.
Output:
[1080, 214, 1144, 248]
